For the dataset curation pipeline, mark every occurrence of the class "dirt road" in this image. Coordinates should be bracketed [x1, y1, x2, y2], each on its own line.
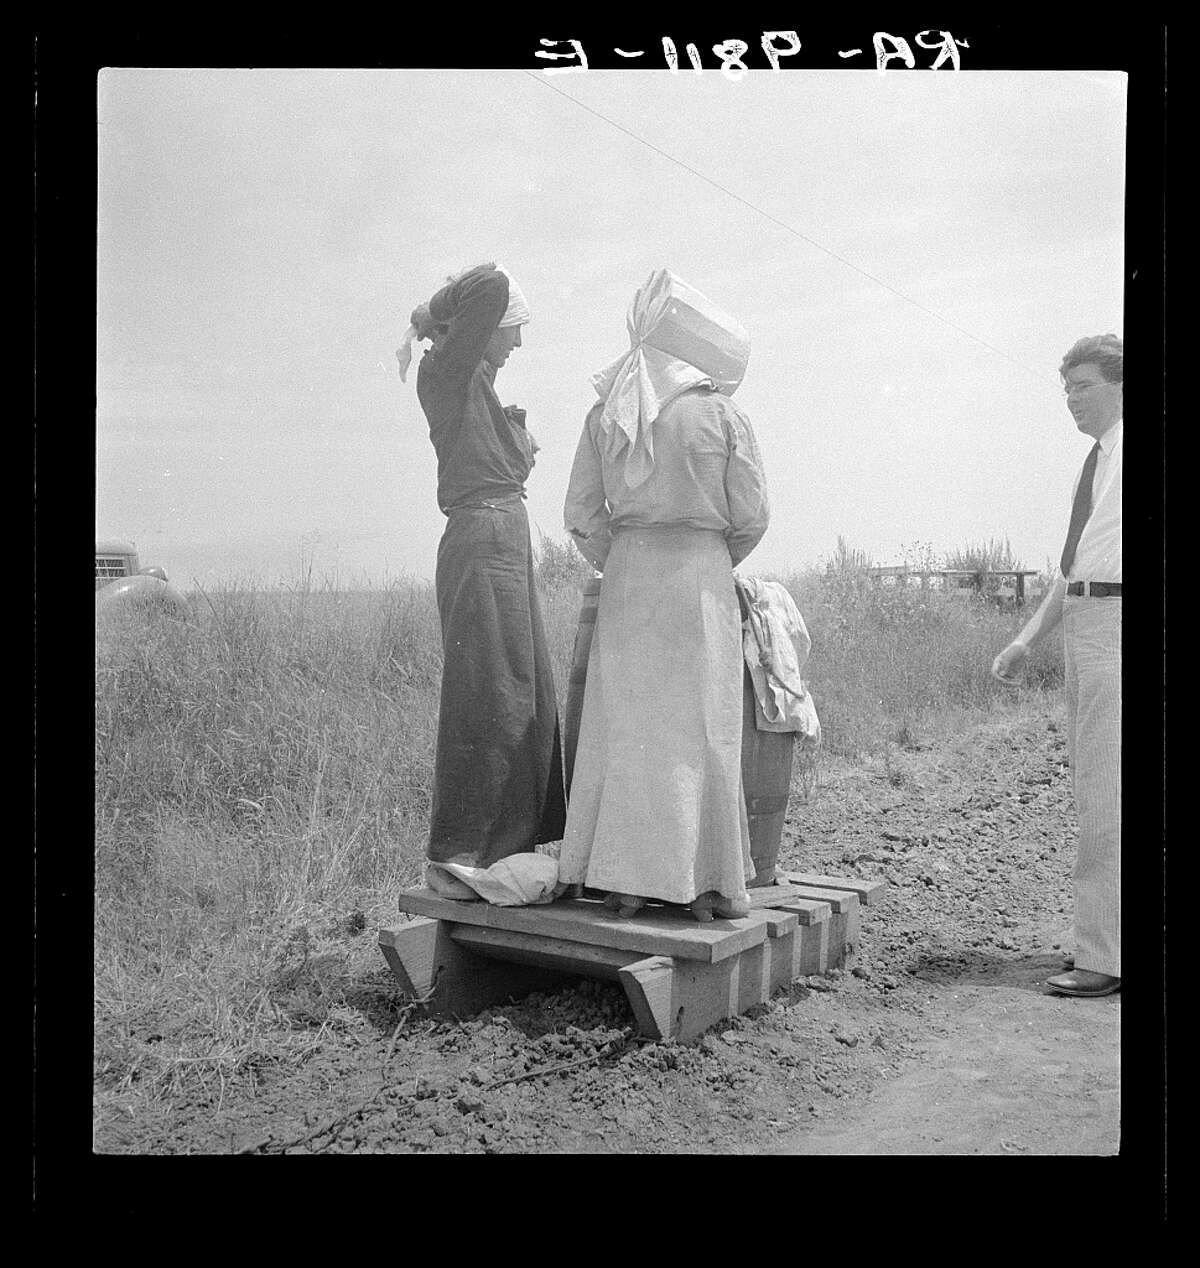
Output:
[763, 974, 1119, 1155]
[93, 700, 1126, 1156]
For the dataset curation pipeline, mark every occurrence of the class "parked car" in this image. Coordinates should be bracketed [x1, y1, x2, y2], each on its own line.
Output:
[95, 538, 190, 618]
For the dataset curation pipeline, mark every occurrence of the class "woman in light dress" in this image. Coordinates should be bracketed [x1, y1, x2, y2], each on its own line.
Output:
[561, 269, 769, 920]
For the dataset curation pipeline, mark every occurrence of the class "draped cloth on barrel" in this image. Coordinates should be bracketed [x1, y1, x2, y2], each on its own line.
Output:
[428, 495, 566, 866]
[557, 526, 755, 904]
[737, 576, 822, 750]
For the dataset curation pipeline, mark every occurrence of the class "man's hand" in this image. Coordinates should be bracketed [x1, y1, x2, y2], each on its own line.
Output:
[991, 641, 1030, 685]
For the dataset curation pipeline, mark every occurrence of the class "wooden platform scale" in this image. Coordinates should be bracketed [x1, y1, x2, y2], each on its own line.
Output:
[379, 872, 885, 1043]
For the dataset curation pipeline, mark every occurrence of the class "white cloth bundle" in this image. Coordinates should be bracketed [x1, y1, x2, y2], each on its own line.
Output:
[439, 852, 560, 906]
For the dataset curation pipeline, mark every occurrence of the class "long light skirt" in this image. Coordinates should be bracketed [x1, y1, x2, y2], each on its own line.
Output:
[558, 527, 754, 904]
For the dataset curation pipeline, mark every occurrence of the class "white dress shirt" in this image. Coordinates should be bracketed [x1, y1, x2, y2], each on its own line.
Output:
[1067, 418, 1122, 583]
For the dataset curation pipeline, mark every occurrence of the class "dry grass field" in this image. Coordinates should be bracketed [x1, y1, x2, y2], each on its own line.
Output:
[94, 537, 1063, 1119]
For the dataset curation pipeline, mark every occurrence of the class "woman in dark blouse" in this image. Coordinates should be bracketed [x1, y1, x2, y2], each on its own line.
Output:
[400, 263, 566, 895]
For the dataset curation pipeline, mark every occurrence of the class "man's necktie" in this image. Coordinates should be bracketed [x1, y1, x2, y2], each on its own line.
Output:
[1060, 441, 1102, 577]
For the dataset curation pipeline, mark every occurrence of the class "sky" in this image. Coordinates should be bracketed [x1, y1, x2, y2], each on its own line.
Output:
[95, 66, 1127, 589]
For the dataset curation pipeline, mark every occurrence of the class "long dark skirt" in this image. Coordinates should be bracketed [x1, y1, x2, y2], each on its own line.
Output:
[428, 497, 567, 866]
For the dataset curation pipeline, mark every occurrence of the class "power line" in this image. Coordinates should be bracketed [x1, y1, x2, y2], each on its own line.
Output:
[523, 71, 1057, 386]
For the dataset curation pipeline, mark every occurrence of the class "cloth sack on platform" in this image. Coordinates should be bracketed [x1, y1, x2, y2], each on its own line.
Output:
[440, 852, 560, 906]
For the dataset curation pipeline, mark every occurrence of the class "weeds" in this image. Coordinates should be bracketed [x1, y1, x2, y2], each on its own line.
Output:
[771, 539, 1062, 761]
[943, 536, 1022, 574]
[94, 535, 1061, 1108]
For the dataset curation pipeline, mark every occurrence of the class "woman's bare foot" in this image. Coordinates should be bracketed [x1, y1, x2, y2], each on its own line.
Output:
[424, 864, 481, 901]
[604, 892, 646, 919]
[712, 893, 750, 919]
[688, 891, 750, 921]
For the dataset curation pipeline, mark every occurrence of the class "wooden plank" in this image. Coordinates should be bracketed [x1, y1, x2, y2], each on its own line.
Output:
[618, 955, 749, 1043]
[777, 884, 858, 915]
[757, 906, 832, 985]
[828, 912, 856, 968]
[377, 918, 448, 997]
[764, 924, 797, 994]
[775, 885, 862, 965]
[794, 890, 859, 967]
[772, 904, 832, 976]
[395, 887, 766, 964]
[618, 957, 678, 1040]
[746, 885, 832, 924]
[746, 883, 801, 907]
[619, 915, 803, 1043]
[448, 924, 642, 981]
[799, 920, 832, 976]
[770, 897, 831, 926]
[838, 900, 861, 964]
[756, 909, 799, 938]
[732, 910, 785, 1013]
[378, 921, 567, 1017]
[778, 872, 887, 906]
[734, 941, 771, 1017]
[757, 910, 801, 994]
[384, 910, 812, 1041]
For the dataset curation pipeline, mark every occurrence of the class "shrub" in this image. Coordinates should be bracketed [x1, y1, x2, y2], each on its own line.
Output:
[943, 536, 1021, 573]
[763, 541, 1063, 759]
[534, 528, 595, 594]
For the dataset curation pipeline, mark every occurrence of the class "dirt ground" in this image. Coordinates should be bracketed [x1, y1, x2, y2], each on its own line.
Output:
[92, 700, 1124, 1156]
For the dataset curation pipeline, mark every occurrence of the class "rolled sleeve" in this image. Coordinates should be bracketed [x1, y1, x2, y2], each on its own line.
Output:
[426, 267, 509, 385]
[723, 408, 770, 567]
[564, 412, 613, 570]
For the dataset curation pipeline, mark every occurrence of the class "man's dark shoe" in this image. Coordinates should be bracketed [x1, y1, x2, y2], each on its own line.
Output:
[1045, 969, 1121, 997]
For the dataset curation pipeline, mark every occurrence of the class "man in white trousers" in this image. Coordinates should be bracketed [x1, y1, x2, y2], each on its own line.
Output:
[992, 333, 1122, 998]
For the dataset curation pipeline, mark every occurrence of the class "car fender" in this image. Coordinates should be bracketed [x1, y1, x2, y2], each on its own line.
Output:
[95, 574, 190, 618]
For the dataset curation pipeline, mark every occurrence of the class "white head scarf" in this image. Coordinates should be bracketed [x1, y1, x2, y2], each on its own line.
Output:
[591, 268, 750, 488]
[496, 266, 531, 328]
[396, 264, 531, 383]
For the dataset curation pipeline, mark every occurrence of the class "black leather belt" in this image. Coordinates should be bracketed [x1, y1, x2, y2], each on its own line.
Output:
[1067, 581, 1122, 597]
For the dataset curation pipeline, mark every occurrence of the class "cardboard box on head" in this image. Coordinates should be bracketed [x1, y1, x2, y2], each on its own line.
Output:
[637, 270, 751, 395]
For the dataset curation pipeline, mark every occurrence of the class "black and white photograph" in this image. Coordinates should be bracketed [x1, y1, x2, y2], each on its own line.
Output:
[56, 25, 1165, 1169]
